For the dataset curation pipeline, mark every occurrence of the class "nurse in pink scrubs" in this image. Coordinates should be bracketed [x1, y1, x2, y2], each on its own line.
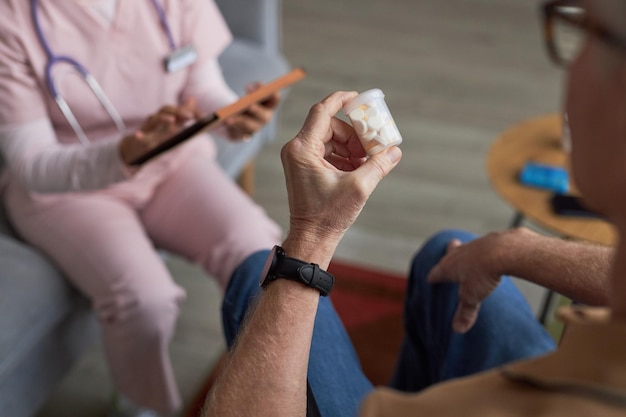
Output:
[0, 0, 282, 415]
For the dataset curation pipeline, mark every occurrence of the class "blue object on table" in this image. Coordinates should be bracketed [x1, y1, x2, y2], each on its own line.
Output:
[519, 162, 569, 194]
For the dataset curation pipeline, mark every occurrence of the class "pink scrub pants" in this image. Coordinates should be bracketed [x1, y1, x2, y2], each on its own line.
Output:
[5, 139, 282, 414]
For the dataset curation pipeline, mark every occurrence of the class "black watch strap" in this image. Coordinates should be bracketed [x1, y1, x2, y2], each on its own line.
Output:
[264, 246, 335, 296]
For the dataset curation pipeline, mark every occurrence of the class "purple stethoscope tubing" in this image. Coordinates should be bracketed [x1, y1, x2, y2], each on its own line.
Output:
[30, 0, 177, 144]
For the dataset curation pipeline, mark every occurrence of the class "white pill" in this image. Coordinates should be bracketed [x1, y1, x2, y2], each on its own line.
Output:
[379, 125, 396, 142]
[352, 119, 368, 135]
[367, 142, 385, 155]
[365, 107, 378, 120]
[364, 139, 379, 152]
[362, 129, 377, 140]
[349, 108, 365, 121]
[367, 115, 384, 131]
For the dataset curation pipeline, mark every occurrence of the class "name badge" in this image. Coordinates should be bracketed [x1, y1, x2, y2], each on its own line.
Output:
[164, 45, 198, 73]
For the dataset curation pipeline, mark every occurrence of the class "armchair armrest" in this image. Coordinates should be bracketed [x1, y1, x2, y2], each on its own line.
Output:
[212, 0, 290, 179]
[214, 0, 283, 55]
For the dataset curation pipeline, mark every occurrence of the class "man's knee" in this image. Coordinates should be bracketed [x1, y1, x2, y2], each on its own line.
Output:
[221, 249, 269, 346]
[416, 229, 476, 261]
[409, 230, 475, 283]
[404, 229, 478, 313]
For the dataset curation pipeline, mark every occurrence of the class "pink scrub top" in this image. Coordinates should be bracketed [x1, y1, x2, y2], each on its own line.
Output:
[0, 0, 237, 204]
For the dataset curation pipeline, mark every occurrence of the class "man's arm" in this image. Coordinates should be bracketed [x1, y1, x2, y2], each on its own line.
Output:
[203, 237, 333, 417]
[428, 227, 613, 333]
[202, 91, 402, 417]
[204, 273, 320, 417]
[493, 227, 612, 305]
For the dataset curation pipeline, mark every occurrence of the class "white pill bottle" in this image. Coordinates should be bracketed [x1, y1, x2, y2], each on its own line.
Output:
[342, 89, 403, 156]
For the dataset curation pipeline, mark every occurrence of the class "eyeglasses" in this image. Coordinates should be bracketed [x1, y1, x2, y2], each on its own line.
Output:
[542, 0, 626, 67]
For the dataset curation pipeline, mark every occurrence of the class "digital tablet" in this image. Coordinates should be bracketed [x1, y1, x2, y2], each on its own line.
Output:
[130, 67, 307, 166]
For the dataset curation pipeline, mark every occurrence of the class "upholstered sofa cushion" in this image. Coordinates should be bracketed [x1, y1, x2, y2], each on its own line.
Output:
[215, 39, 289, 178]
[0, 2, 289, 416]
[0, 236, 98, 417]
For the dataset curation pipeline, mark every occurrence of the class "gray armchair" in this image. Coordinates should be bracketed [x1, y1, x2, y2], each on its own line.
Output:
[0, 1, 289, 416]
[215, 0, 289, 179]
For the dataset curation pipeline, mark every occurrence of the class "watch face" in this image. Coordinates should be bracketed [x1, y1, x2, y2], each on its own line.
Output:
[259, 245, 279, 287]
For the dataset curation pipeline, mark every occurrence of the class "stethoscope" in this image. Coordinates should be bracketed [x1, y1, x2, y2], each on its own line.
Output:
[30, 0, 184, 145]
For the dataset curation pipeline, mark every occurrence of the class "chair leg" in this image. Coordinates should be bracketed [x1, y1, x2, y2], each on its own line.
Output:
[538, 289, 555, 325]
[237, 161, 255, 197]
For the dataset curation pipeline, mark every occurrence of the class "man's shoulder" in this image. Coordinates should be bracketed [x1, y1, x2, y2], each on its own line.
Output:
[359, 344, 626, 417]
[359, 370, 521, 417]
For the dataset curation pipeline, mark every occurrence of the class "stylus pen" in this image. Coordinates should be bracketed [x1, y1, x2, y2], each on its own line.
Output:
[129, 67, 307, 166]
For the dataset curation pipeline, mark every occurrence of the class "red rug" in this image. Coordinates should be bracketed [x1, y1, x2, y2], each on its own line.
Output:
[183, 260, 407, 417]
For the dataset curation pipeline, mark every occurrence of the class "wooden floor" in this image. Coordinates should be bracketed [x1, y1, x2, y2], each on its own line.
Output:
[36, 0, 563, 415]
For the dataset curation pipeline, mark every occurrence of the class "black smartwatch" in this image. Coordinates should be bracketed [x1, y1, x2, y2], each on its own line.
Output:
[259, 245, 335, 297]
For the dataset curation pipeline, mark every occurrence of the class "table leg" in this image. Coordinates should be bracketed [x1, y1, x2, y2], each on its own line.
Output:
[509, 211, 525, 228]
[538, 289, 555, 325]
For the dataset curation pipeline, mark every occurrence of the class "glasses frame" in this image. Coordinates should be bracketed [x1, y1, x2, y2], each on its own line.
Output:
[542, 0, 626, 66]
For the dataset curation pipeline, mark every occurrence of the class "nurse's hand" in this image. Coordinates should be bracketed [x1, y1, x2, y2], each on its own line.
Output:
[223, 82, 281, 141]
[119, 98, 200, 165]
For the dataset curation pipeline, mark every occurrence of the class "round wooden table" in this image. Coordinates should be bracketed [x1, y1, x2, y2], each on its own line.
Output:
[486, 113, 616, 247]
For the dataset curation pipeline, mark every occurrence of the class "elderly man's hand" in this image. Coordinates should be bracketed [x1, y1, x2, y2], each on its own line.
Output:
[427, 229, 527, 333]
[280, 91, 402, 264]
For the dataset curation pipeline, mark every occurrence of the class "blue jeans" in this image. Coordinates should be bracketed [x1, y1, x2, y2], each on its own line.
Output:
[222, 230, 556, 417]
